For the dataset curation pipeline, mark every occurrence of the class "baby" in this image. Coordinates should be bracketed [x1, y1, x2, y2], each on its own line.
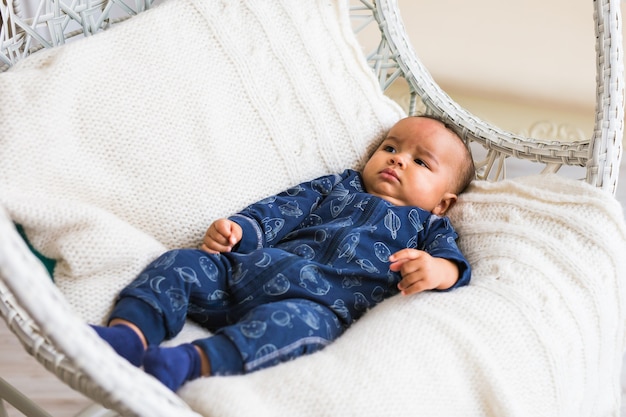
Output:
[91, 115, 475, 390]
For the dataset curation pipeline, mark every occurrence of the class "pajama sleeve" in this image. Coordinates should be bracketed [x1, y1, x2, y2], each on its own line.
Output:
[229, 171, 350, 253]
[419, 215, 471, 290]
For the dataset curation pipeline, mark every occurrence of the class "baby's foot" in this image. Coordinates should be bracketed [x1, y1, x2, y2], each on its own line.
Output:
[90, 324, 145, 366]
[143, 344, 202, 391]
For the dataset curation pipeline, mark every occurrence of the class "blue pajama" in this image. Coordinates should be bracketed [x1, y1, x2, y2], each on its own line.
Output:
[114, 249, 345, 375]
[110, 169, 471, 375]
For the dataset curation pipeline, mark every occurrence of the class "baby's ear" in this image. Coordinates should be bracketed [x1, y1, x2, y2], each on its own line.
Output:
[432, 192, 457, 216]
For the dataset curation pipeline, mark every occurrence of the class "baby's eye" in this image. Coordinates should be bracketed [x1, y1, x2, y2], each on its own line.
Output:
[414, 158, 428, 168]
[382, 145, 396, 153]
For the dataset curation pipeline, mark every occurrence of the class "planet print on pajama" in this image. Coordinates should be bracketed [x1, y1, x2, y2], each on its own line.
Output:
[111, 169, 470, 375]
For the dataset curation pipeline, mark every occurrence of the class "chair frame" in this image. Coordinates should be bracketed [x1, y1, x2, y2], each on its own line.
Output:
[0, 0, 623, 415]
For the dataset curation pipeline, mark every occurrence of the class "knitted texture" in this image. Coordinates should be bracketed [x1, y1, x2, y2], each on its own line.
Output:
[0, 0, 404, 323]
[1, 0, 625, 415]
[175, 175, 626, 417]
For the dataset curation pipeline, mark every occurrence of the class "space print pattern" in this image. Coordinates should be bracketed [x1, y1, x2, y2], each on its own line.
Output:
[118, 249, 345, 374]
[114, 169, 470, 374]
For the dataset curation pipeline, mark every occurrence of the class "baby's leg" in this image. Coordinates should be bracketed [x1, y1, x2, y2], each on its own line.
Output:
[192, 299, 344, 377]
[92, 249, 230, 367]
[90, 320, 146, 366]
[141, 299, 344, 391]
[142, 343, 207, 391]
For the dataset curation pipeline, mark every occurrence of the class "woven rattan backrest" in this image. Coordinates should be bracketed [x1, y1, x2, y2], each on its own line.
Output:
[350, 0, 624, 194]
[1, 0, 623, 193]
[0, 0, 155, 70]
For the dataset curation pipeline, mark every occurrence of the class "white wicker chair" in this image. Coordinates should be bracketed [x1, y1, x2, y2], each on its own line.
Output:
[0, 0, 624, 416]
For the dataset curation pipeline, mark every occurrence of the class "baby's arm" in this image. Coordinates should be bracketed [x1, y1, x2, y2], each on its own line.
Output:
[389, 248, 460, 295]
[201, 218, 243, 254]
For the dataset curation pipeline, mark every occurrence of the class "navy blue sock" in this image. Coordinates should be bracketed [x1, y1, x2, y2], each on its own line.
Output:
[90, 324, 145, 367]
[143, 344, 202, 391]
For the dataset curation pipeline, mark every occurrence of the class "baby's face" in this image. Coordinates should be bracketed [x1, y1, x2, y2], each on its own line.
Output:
[361, 117, 465, 214]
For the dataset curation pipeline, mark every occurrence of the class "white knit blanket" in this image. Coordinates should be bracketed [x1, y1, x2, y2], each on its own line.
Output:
[177, 175, 626, 417]
[0, 0, 403, 323]
[1, 0, 625, 415]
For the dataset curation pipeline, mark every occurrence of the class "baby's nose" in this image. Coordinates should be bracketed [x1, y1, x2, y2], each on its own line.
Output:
[391, 155, 405, 167]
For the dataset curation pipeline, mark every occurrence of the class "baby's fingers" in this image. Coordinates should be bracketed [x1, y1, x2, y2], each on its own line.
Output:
[202, 220, 235, 253]
[389, 248, 423, 272]
[215, 219, 242, 246]
[389, 248, 421, 263]
[212, 219, 232, 239]
[201, 237, 231, 253]
[397, 275, 430, 295]
[200, 242, 220, 254]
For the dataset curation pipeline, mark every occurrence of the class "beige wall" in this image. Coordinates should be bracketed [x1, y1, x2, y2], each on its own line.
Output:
[390, 0, 624, 144]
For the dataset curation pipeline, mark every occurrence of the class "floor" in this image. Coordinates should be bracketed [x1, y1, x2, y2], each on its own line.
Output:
[1, 164, 626, 417]
[0, 320, 92, 416]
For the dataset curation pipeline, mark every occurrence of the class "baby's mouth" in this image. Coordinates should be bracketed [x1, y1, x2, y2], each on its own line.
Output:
[380, 168, 399, 181]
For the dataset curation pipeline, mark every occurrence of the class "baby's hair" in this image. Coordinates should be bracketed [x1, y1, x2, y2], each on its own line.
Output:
[413, 114, 475, 195]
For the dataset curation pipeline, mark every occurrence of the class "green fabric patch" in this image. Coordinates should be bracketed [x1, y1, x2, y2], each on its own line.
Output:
[15, 224, 56, 280]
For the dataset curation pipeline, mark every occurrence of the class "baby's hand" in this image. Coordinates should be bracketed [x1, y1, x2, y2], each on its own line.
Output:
[389, 248, 459, 295]
[201, 219, 243, 254]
